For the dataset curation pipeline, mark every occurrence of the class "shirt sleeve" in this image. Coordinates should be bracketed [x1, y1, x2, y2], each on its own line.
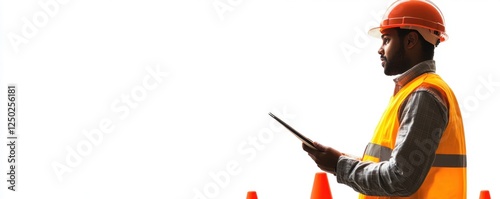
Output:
[335, 89, 449, 196]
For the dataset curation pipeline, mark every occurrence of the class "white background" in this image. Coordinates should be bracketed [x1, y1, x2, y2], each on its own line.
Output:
[1, 0, 499, 198]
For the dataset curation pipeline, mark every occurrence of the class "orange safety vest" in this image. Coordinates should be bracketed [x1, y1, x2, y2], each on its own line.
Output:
[360, 73, 466, 199]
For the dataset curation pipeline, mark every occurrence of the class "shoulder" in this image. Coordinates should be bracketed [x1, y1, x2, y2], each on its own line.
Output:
[398, 86, 449, 122]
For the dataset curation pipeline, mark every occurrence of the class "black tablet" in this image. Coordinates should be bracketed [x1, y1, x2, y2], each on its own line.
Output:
[268, 112, 317, 150]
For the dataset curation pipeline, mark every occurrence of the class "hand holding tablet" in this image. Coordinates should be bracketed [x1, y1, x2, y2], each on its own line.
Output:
[268, 112, 317, 150]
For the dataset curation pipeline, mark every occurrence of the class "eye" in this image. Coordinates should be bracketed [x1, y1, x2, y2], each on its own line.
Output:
[383, 38, 390, 45]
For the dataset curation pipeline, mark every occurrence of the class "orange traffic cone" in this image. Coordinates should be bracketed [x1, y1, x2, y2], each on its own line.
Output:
[311, 172, 333, 199]
[246, 191, 258, 199]
[480, 190, 491, 199]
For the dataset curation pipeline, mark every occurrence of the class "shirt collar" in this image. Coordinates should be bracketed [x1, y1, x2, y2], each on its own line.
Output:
[393, 60, 436, 94]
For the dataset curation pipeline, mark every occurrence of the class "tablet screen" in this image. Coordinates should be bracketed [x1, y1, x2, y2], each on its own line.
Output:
[268, 112, 317, 150]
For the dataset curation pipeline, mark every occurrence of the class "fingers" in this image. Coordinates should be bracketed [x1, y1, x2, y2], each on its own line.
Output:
[303, 141, 328, 153]
[303, 142, 337, 172]
[312, 141, 327, 152]
[303, 143, 318, 161]
[302, 141, 341, 174]
[302, 143, 317, 154]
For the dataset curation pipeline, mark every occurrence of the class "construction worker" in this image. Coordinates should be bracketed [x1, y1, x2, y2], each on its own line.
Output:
[302, 0, 467, 198]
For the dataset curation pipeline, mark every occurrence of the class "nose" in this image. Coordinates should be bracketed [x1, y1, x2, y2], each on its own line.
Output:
[378, 46, 384, 56]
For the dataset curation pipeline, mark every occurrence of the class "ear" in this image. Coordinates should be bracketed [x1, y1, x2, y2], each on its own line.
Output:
[405, 31, 419, 49]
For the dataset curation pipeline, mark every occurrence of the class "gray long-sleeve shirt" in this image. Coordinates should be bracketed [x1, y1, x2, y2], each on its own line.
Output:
[336, 60, 449, 196]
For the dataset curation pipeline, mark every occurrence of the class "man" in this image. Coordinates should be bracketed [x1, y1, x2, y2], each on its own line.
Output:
[302, 0, 467, 198]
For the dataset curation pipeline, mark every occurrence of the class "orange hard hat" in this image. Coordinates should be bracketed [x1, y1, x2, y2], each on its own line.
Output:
[368, 0, 447, 46]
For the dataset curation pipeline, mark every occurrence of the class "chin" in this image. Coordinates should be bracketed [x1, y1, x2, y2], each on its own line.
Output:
[384, 69, 398, 76]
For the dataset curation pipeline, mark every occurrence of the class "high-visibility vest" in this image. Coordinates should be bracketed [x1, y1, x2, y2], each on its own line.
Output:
[359, 73, 466, 199]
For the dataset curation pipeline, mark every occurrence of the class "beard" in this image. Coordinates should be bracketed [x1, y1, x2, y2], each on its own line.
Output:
[383, 44, 411, 76]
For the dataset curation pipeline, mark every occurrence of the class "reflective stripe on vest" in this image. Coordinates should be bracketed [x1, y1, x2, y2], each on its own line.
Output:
[364, 143, 466, 167]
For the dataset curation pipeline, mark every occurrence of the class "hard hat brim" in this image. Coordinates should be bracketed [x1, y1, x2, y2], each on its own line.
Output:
[368, 27, 382, 39]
